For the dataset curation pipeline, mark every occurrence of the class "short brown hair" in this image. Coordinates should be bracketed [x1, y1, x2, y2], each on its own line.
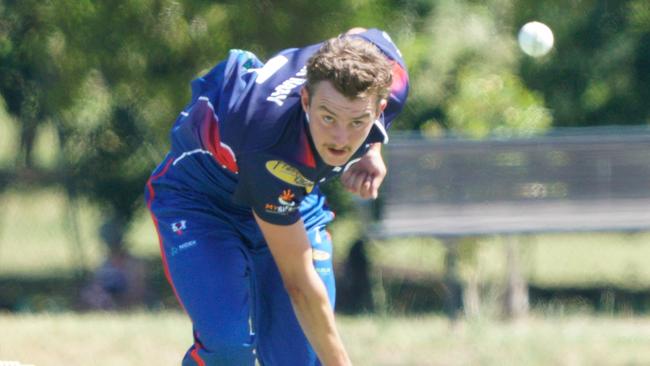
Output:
[305, 36, 392, 102]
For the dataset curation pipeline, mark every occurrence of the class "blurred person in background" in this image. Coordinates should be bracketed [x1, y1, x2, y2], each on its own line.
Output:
[145, 28, 408, 365]
[79, 217, 148, 310]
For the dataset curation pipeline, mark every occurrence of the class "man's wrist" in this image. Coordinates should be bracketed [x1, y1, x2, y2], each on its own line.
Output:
[365, 142, 382, 157]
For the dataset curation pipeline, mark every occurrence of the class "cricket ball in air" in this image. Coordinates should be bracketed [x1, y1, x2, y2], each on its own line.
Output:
[518, 21, 554, 57]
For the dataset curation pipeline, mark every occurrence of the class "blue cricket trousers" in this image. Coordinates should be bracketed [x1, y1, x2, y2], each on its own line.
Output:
[145, 156, 336, 365]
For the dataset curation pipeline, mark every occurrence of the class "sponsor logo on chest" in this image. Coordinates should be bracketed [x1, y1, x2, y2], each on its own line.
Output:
[265, 160, 314, 193]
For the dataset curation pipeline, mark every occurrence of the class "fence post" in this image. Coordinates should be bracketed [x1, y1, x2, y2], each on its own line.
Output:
[443, 238, 463, 320]
[503, 235, 529, 319]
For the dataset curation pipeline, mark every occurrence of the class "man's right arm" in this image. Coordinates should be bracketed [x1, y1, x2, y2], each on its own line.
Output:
[253, 212, 352, 366]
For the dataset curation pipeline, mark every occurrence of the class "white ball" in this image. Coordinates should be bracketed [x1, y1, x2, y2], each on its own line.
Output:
[518, 21, 554, 57]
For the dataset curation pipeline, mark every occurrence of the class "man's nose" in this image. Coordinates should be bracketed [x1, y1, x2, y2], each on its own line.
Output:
[331, 124, 348, 146]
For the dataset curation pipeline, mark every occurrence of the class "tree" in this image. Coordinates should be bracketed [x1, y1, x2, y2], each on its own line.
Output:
[513, 0, 650, 127]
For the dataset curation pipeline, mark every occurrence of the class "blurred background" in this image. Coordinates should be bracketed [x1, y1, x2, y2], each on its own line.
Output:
[1, 0, 650, 365]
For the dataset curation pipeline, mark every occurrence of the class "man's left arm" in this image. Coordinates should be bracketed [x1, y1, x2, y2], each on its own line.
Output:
[340, 143, 385, 199]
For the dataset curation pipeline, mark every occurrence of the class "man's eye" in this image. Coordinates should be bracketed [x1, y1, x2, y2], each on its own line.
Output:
[351, 120, 365, 128]
[322, 116, 334, 124]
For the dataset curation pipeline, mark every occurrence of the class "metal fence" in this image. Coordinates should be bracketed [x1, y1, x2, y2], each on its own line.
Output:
[373, 127, 650, 237]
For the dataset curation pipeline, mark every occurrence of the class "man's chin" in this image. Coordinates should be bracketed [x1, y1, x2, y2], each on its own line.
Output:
[322, 152, 351, 167]
[316, 146, 353, 166]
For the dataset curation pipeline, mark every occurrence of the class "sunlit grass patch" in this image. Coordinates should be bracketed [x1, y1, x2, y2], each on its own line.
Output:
[2, 311, 650, 366]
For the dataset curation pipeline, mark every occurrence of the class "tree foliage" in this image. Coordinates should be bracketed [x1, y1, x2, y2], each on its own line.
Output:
[512, 0, 650, 126]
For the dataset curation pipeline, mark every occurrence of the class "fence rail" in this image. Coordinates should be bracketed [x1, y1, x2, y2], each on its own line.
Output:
[372, 127, 650, 238]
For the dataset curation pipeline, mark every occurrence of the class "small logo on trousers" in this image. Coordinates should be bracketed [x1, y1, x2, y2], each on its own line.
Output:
[171, 220, 187, 235]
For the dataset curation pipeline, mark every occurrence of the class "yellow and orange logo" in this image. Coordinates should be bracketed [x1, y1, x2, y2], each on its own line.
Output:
[265, 160, 314, 193]
[279, 189, 295, 205]
[265, 189, 299, 215]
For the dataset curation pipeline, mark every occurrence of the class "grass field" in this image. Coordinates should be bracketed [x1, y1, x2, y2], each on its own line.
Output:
[1, 311, 650, 365]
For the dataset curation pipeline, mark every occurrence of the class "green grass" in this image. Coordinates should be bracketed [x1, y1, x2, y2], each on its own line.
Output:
[0, 311, 189, 366]
[0, 187, 160, 276]
[2, 311, 650, 365]
[341, 314, 650, 365]
[369, 232, 650, 288]
[526, 232, 650, 288]
[0, 187, 98, 274]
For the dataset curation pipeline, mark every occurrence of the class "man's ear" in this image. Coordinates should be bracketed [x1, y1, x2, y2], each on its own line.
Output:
[300, 87, 310, 111]
[378, 98, 388, 114]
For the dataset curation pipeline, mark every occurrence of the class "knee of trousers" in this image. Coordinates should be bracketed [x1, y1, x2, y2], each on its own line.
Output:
[197, 327, 255, 355]
[182, 343, 255, 366]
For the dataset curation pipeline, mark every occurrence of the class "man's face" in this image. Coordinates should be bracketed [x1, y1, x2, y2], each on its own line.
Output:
[301, 81, 386, 166]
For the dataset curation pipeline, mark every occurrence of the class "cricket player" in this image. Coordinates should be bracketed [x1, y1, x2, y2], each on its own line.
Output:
[145, 27, 409, 365]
